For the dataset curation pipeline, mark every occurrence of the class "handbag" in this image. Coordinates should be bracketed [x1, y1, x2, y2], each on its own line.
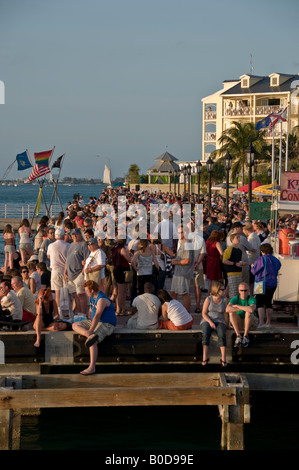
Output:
[254, 256, 267, 295]
[124, 266, 134, 283]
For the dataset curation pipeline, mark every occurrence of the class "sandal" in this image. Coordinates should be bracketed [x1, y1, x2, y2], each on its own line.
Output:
[202, 359, 209, 366]
[220, 359, 227, 367]
[85, 334, 99, 348]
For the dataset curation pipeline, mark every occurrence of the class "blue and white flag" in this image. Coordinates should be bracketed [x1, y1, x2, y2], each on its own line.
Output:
[255, 114, 273, 131]
[16, 150, 33, 170]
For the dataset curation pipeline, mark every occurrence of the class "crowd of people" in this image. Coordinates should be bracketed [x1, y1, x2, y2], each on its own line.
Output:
[0, 187, 297, 373]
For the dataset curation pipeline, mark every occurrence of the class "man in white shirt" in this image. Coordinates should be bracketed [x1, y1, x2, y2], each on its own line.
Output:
[127, 282, 161, 330]
[47, 228, 70, 316]
[0, 280, 23, 323]
[11, 276, 36, 322]
[83, 238, 106, 291]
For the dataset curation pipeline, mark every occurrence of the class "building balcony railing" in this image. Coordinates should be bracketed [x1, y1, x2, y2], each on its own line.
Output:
[205, 132, 216, 141]
[205, 111, 217, 120]
[224, 106, 251, 117]
[256, 105, 281, 116]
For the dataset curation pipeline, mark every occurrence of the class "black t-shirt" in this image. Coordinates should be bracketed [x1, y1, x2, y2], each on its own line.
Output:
[41, 270, 51, 287]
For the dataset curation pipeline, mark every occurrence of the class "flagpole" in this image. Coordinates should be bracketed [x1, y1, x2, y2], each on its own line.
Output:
[279, 121, 282, 186]
[2, 159, 16, 180]
[26, 149, 33, 167]
[31, 179, 49, 224]
[48, 153, 65, 212]
[272, 127, 275, 187]
[285, 105, 289, 171]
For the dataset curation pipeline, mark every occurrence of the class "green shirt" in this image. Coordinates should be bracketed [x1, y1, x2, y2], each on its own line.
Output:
[229, 295, 257, 319]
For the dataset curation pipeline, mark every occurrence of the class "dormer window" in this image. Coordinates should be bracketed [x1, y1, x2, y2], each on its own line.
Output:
[241, 78, 249, 88]
[271, 76, 278, 86]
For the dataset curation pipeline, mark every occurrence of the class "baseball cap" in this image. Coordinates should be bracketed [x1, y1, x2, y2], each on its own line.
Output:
[87, 237, 98, 244]
[71, 228, 82, 235]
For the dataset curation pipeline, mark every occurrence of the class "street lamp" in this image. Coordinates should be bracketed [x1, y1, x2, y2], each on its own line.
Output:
[183, 165, 187, 194]
[196, 160, 202, 202]
[177, 169, 181, 196]
[246, 143, 255, 205]
[187, 164, 192, 198]
[206, 156, 214, 209]
[224, 152, 232, 216]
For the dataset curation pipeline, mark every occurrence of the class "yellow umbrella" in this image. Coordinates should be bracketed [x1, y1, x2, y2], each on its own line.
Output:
[252, 183, 280, 196]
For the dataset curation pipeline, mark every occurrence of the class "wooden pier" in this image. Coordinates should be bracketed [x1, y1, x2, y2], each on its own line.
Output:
[0, 371, 249, 451]
[0, 327, 299, 450]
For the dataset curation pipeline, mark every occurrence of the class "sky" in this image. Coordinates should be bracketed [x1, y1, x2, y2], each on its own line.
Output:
[1, 0, 299, 181]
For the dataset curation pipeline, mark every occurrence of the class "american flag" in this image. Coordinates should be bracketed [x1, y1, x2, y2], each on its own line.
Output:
[268, 107, 288, 132]
[26, 164, 51, 182]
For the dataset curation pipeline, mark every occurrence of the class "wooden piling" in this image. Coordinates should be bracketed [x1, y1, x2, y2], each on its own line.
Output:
[218, 373, 250, 450]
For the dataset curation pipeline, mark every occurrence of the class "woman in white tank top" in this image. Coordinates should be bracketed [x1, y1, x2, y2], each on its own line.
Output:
[18, 218, 33, 265]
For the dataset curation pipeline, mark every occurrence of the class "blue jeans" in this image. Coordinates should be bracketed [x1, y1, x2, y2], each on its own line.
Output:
[201, 321, 227, 347]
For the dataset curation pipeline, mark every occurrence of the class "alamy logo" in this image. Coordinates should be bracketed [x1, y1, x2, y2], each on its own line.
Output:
[0, 81, 4, 104]
[290, 340, 299, 365]
[0, 340, 4, 364]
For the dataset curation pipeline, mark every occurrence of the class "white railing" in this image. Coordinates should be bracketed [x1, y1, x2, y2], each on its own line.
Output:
[0, 203, 59, 219]
[224, 106, 251, 117]
[205, 111, 217, 120]
[205, 132, 216, 141]
[256, 105, 281, 116]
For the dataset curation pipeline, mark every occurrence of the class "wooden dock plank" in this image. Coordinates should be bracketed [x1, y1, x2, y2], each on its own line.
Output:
[0, 386, 236, 409]
[18, 372, 221, 389]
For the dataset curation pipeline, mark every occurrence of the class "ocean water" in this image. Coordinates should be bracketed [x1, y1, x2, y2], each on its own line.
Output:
[20, 392, 299, 451]
[0, 182, 104, 206]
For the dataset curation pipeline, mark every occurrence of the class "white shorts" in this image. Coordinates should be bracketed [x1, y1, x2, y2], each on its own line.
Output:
[67, 272, 85, 295]
[51, 269, 66, 291]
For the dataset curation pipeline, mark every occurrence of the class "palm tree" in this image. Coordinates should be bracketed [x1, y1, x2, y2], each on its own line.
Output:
[282, 130, 299, 169]
[125, 164, 140, 184]
[212, 121, 268, 186]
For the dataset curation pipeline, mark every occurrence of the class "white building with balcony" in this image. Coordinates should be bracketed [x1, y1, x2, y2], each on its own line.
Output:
[201, 72, 299, 161]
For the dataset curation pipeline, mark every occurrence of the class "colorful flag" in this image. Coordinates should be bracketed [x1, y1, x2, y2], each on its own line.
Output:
[34, 149, 53, 167]
[255, 114, 273, 131]
[51, 154, 64, 169]
[27, 164, 51, 182]
[16, 150, 33, 170]
[268, 107, 288, 132]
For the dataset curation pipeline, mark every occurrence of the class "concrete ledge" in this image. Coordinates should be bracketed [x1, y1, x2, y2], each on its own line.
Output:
[0, 328, 298, 369]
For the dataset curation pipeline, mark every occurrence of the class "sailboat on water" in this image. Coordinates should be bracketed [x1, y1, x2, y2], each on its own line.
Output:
[103, 164, 112, 188]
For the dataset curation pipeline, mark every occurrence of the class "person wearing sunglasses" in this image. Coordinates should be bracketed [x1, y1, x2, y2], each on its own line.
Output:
[21, 267, 31, 290]
[226, 282, 258, 347]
